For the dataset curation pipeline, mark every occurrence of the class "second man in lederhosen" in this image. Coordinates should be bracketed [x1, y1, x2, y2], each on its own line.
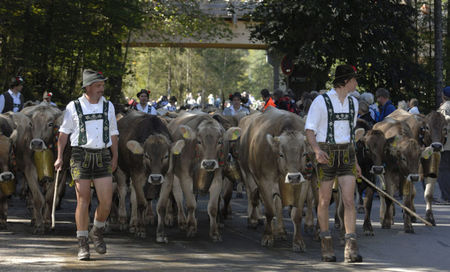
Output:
[305, 64, 363, 263]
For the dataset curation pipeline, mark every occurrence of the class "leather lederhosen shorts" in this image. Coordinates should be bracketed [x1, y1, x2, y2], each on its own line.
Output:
[70, 147, 112, 180]
[317, 143, 357, 182]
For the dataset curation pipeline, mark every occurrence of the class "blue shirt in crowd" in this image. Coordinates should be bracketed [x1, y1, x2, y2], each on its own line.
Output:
[377, 100, 396, 122]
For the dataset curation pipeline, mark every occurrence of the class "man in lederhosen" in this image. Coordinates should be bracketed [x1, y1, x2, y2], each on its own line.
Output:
[305, 64, 363, 263]
[0, 76, 25, 113]
[54, 69, 119, 260]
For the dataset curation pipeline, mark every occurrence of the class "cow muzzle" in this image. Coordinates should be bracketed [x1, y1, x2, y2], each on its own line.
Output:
[407, 174, 420, 183]
[29, 138, 48, 150]
[431, 142, 443, 152]
[148, 174, 164, 185]
[201, 160, 219, 171]
[370, 165, 385, 175]
[285, 172, 306, 184]
[0, 171, 15, 182]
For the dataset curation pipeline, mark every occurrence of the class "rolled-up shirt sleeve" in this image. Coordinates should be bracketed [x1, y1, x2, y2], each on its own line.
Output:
[59, 102, 75, 134]
[109, 101, 119, 136]
[305, 96, 325, 133]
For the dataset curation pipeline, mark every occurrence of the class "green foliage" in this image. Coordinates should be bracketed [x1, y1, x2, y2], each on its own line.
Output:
[249, 0, 434, 110]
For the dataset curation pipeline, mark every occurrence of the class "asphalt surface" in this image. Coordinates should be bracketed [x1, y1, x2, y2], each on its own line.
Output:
[1, 181, 450, 272]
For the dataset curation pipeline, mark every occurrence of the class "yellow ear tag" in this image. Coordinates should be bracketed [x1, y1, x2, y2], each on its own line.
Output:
[231, 130, 240, 141]
[183, 131, 190, 139]
[173, 149, 180, 155]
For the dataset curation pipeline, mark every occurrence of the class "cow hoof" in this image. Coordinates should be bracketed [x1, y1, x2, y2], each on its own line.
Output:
[236, 192, 243, 199]
[211, 234, 222, 242]
[404, 225, 414, 234]
[156, 235, 168, 244]
[425, 210, 436, 226]
[304, 224, 314, 234]
[364, 229, 374, 236]
[292, 240, 306, 252]
[186, 226, 197, 238]
[33, 226, 45, 235]
[275, 230, 288, 241]
[357, 206, 365, 214]
[129, 226, 137, 234]
[136, 231, 146, 238]
[247, 219, 258, 229]
[261, 235, 274, 247]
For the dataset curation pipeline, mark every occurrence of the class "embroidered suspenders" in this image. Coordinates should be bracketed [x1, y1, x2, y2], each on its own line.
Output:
[322, 94, 355, 144]
[73, 99, 110, 146]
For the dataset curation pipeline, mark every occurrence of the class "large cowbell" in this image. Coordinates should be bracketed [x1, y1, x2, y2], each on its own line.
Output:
[34, 149, 55, 183]
[194, 168, 215, 195]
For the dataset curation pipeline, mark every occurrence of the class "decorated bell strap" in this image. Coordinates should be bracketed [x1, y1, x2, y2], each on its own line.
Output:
[218, 143, 225, 167]
[9, 145, 17, 173]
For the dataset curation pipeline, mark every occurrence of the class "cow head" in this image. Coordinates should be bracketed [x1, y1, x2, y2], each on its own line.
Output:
[0, 120, 17, 185]
[126, 135, 185, 184]
[386, 136, 422, 182]
[21, 105, 62, 151]
[179, 121, 241, 172]
[266, 131, 307, 184]
[423, 111, 447, 152]
[357, 129, 387, 175]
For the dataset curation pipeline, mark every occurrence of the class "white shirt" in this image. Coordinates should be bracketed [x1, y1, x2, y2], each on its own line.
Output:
[136, 103, 157, 115]
[59, 95, 119, 149]
[408, 106, 420, 115]
[438, 101, 450, 151]
[0, 89, 22, 112]
[223, 105, 249, 116]
[305, 89, 359, 144]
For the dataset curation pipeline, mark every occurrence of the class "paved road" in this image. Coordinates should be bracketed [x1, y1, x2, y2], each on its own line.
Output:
[1, 181, 450, 272]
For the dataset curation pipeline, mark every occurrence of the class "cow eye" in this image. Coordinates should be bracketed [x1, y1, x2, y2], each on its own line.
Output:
[164, 154, 169, 159]
[48, 122, 54, 127]
[197, 140, 202, 145]
[279, 153, 284, 158]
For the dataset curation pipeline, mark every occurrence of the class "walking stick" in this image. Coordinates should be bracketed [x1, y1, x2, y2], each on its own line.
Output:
[360, 175, 433, 227]
[51, 169, 61, 230]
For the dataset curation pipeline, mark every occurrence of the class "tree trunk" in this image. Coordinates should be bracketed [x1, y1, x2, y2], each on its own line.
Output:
[435, 0, 443, 107]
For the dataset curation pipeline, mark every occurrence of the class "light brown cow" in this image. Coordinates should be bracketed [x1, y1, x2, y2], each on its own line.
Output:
[239, 107, 312, 252]
[0, 114, 18, 229]
[20, 105, 64, 232]
[373, 118, 423, 233]
[168, 112, 240, 241]
[387, 109, 446, 225]
[114, 111, 185, 242]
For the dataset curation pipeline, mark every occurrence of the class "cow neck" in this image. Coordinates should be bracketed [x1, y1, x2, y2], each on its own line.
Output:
[322, 93, 355, 144]
[73, 97, 109, 146]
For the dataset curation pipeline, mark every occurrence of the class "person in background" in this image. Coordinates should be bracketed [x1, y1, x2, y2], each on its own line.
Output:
[261, 89, 276, 112]
[135, 89, 157, 115]
[214, 95, 222, 108]
[276, 89, 298, 113]
[376, 88, 396, 122]
[42, 91, 57, 106]
[436, 86, 450, 204]
[408, 98, 420, 115]
[223, 92, 250, 116]
[0, 76, 25, 113]
[360, 92, 379, 122]
[358, 100, 375, 128]
[165, 96, 177, 112]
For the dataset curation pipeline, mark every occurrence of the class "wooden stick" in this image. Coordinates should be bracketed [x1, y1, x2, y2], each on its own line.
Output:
[51, 169, 60, 230]
[360, 175, 433, 227]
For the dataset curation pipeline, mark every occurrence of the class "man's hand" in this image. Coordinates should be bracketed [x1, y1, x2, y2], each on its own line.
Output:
[355, 162, 362, 177]
[54, 158, 63, 171]
[315, 149, 329, 164]
[111, 156, 118, 173]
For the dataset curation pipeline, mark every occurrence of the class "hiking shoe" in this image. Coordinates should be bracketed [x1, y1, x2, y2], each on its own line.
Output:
[89, 226, 106, 254]
[77, 236, 90, 261]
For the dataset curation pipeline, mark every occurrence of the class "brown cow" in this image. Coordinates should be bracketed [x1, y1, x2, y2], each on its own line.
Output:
[114, 111, 185, 242]
[0, 114, 18, 229]
[388, 109, 447, 225]
[168, 112, 240, 241]
[239, 107, 312, 252]
[373, 118, 423, 233]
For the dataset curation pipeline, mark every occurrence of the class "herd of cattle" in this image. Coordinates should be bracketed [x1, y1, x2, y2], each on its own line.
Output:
[0, 102, 447, 253]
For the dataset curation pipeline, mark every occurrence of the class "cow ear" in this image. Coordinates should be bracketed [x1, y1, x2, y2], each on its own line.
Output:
[266, 134, 280, 151]
[224, 127, 241, 142]
[179, 125, 196, 140]
[355, 128, 365, 142]
[421, 146, 433, 159]
[126, 140, 144, 155]
[172, 140, 185, 155]
[9, 129, 18, 145]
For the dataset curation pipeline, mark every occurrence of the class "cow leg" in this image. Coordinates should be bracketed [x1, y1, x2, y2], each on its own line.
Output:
[156, 173, 174, 243]
[292, 181, 310, 252]
[131, 172, 148, 238]
[258, 180, 275, 247]
[402, 180, 414, 233]
[144, 199, 155, 226]
[424, 177, 437, 226]
[179, 174, 197, 237]
[363, 186, 375, 236]
[208, 171, 223, 242]
[164, 196, 175, 227]
[43, 182, 54, 230]
[23, 162, 45, 234]
[129, 185, 137, 234]
[171, 176, 187, 230]
[244, 173, 260, 229]
[221, 177, 233, 220]
[0, 196, 7, 229]
[381, 174, 394, 229]
[357, 182, 366, 214]
[115, 168, 129, 231]
[273, 191, 287, 241]
[304, 184, 315, 234]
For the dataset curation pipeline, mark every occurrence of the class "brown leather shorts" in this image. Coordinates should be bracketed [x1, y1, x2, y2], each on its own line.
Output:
[317, 143, 357, 182]
[70, 147, 112, 180]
